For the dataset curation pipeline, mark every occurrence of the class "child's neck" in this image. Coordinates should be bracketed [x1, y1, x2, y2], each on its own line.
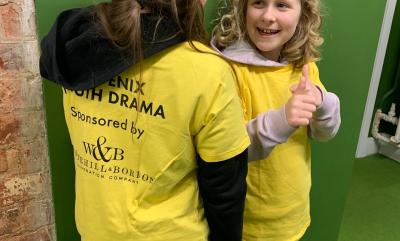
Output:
[258, 50, 281, 63]
[248, 41, 281, 63]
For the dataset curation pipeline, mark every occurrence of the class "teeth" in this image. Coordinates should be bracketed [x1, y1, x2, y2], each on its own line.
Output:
[258, 28, 278, 34]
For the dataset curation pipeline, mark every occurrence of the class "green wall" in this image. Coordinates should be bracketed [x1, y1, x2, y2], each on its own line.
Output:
[36, 1, 389, 241]
[301, 1, 387, 241]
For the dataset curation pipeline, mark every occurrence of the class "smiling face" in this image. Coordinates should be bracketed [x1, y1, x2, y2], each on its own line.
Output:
[246, 0, 302, 61]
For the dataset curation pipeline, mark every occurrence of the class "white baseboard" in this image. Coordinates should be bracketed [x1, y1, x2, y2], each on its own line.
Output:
[378, 141, 400, 162]
[356, 137, 379, 158]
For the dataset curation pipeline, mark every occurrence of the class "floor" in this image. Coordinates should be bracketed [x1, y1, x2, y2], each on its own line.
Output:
[338, 154, 400, 241]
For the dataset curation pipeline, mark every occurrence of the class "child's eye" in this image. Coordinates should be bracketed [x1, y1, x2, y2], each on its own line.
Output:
[276, 2, 289, 9]
[252, 0, 264, 7]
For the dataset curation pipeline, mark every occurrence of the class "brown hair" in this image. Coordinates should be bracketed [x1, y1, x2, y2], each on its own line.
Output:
[95, 0, 208, 61]
[95, 0, 208, 138]
[213, 0, 324, 68]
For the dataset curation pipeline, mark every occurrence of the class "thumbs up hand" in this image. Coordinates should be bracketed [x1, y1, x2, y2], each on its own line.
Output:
[290, 65, 322, 105]
[285, 65, 322, 127]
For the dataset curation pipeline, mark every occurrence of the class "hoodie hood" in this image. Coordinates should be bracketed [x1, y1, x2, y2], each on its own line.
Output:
[40, 6, 185, 90]
[210, 37, 286, 67]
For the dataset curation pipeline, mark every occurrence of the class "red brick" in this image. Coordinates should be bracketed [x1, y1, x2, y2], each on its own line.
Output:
[0, 73, 45, 114]
[0, 226, 53, 241]
[0, 110, 46, 146]
[0, 174, 44, 207]
[0, 57, 5, 68]
[0, 74, 22, 114]
[0, 3, 22, 40]
[2, 149, 19, 173]
[0, 115, 20, 146]
[28, 200, 54, 230]
[19, 110, 46, 142]
[0, 203, 54, 239]
[0, 0, 55, 239]
[0, 205, 22, 236]
[0, 150, 8, 172]
[19, 140, 49, 174]
[0, 44, 25, 71]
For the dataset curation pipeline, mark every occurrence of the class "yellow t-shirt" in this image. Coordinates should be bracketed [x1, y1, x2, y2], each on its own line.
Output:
[63, 42, 250, 241]
[232, 62, 324, 241]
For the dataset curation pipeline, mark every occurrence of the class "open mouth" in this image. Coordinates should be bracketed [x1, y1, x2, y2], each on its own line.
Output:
[257, 27, 280, 35]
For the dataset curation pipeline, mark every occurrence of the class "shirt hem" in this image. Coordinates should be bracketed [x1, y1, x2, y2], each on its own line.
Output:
[201, 137, 250, 162]
[243, 220, 311, 241]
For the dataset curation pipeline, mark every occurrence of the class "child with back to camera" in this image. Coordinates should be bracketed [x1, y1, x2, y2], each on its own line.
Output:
[40, 0, 251, 241]
[212, 0, 341, 240]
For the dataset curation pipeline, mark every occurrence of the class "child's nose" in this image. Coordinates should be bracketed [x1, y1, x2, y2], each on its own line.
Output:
[261, 7, 276, 22]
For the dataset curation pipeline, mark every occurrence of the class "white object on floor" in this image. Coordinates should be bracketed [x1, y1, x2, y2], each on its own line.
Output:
[371, 104, 400, 161]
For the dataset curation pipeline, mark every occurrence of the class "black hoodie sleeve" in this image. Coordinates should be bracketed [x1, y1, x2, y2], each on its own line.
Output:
[197, 150, 248, 241]
[39, 6, 185, 90]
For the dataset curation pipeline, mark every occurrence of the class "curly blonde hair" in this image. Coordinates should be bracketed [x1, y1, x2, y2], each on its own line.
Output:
[213, 0, 324, 68]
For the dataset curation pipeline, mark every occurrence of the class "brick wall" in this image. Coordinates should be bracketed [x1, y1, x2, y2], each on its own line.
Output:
[0, 0, 55, 240]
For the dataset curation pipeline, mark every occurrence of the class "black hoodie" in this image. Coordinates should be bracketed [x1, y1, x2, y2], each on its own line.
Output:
[39, 6, 185, 90]
[39, 6, 247, 241]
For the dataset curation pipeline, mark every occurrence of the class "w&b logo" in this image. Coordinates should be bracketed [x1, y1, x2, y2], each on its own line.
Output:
[83, 136, 125, 162]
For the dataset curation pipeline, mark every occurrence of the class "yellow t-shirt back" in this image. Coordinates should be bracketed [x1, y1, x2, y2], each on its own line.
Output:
[232, 62, 324, 241]
[63, 42, 250, 241]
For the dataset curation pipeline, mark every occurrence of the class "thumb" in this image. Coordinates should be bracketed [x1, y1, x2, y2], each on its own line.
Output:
[302, 64, 309, 80]
[293, 75, 307, 93]
[302, 64, 312, 90]
[296, 64, 311, 92]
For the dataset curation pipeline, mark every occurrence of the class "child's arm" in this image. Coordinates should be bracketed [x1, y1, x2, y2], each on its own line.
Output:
[197, 150, 247, 241]
[308, 90, 341, 141]
[246, 107, 297, 162]
[246, 66, 317, 162]
[245, 65, 341, 162]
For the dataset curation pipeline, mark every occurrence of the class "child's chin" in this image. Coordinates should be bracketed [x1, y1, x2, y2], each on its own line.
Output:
[255, 45, 274, 53]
